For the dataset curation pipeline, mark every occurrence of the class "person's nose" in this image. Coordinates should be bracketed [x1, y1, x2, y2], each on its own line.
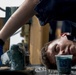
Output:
[58, 46, 69, 55]
[65, 46, 70, 54]
[59, 50, 65, 55]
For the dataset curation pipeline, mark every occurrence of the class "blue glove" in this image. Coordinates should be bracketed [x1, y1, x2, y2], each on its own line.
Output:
[0, 45, 3, 56]
[0, 45, 3, 66]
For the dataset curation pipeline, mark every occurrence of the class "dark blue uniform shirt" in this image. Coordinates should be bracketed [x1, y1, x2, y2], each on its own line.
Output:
[34, 0, 76, 40]
[34, 0, 76, 26]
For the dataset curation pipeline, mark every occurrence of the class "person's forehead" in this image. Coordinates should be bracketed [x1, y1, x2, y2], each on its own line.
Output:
[48, 39, 59, 48]
[48, 36, 66, 49]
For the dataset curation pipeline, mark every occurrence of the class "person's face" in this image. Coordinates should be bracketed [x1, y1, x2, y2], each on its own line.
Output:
[46, 36, 76, 65]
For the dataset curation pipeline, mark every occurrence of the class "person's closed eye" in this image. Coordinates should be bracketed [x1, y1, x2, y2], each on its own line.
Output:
[55, 44, 60, 54]
[52, 44, 60, 54]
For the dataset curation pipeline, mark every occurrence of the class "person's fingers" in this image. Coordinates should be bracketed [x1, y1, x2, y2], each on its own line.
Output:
[61, 32, 71, 37]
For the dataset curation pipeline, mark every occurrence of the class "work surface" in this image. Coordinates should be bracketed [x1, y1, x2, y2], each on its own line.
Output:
[0, 65, 76, 75]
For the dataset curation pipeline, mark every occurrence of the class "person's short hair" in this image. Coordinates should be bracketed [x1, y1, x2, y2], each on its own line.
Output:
[40, 41, 57, 69]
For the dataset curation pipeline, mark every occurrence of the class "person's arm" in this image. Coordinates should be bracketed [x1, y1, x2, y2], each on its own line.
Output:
[0, 0, 40, 42]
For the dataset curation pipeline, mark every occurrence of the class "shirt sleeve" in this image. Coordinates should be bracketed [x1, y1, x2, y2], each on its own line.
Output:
[34, 0, 76, 26]
[34, 0, 55, 26]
